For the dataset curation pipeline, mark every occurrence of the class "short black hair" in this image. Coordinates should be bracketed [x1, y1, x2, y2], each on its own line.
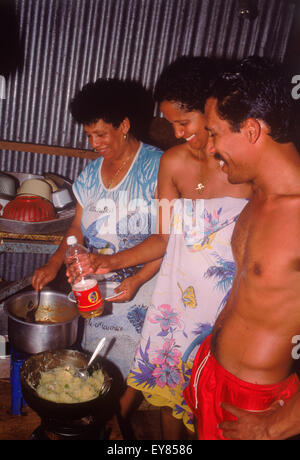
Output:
[207, 56, 297, 144]
[70, 78, 154, 140]
[154, 56, 219, 113]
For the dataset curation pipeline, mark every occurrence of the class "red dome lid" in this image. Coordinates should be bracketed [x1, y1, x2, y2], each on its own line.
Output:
[2, 196, 57, 222]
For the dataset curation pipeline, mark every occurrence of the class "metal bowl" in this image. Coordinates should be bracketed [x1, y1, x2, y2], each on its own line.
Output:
[52, 187, 74, 210]
[20, 349, 111, 420]
[0, 172, 19, 197]
[4, 290, 79, 354]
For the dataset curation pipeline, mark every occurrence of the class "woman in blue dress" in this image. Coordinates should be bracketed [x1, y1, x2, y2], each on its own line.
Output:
[32, 78, 163, 416]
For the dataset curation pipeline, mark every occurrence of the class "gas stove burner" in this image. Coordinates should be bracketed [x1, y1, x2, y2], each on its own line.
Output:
[30, 416, 105, 440]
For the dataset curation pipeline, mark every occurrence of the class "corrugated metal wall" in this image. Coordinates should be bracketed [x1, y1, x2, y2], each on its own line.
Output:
[0, 252, 49, 282]
[0, 0, 296, 179]
[0, 0, 297, 281]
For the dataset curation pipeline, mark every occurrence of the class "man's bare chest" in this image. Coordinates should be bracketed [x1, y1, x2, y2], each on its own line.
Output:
[232, 199, 300, 282]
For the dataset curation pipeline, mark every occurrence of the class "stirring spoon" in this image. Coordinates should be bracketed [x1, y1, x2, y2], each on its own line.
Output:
[25, 290, 40, 322]
[75, 337, 106, 379]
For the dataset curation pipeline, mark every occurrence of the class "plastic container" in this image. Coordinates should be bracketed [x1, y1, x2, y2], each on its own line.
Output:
[65, 236, 103, 319]
[17, 178, 52, 202]
[2, 195, 57, 222]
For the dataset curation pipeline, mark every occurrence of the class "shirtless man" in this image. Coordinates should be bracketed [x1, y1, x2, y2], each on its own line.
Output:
[183, 56, 300, 440]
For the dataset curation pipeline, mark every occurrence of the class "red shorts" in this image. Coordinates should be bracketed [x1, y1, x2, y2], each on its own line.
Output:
[184, 334, 300, 440]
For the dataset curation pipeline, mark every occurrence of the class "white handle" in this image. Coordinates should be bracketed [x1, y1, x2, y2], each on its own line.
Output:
[105, 290, 125, 301]
[67, 291, 77, 303]
[88, 337, 106, 367]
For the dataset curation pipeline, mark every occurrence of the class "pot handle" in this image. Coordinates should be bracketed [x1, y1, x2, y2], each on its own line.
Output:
[0, 275, 32, 302]
[67, 291, 77, 303]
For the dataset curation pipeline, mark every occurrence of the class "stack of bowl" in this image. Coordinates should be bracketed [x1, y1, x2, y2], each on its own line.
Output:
[2, 178, 57, 222]
[0, 172, 19, 214]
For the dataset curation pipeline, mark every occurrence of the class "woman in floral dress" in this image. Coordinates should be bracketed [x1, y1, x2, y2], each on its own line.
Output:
[90, 58, 251, 437]
[127, 197, 248, 435]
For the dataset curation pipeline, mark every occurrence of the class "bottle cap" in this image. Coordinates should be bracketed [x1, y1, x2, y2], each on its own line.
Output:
[67, 235, 77, 245]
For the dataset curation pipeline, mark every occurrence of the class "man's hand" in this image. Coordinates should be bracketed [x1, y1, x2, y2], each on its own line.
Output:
[219, 400, 284, 440]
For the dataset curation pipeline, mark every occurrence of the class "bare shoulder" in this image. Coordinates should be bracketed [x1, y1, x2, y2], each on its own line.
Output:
[158, 144, 199, 199]
[159, 143, 198, 175]
[264, 194, 300, 241]
[160, 143, 190, 165]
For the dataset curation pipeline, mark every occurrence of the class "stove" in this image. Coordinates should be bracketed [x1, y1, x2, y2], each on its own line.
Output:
[30, 415, 105, 440]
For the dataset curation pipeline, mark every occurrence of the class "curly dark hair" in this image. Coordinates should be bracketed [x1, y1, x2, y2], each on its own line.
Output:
[70, 78, 154, 140]
[154, 56, 219, 113]
[207, 56, 297, 144]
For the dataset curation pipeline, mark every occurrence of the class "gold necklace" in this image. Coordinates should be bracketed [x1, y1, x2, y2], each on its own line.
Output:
[196, 182, 205, 194]
[107, 153, 133, 189]
[195, 155, 205, 194]
[195, 157, 222, 194]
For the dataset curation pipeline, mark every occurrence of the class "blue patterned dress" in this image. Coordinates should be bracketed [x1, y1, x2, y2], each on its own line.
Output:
[72, 143, 163, 380]
[127, 197, 248, 431]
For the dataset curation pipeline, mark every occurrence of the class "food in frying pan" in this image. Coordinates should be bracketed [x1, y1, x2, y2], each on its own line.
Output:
[36, 366, 105, 403]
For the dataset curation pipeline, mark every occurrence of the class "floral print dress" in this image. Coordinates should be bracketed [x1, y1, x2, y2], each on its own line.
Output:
[127, 197, 248, 432]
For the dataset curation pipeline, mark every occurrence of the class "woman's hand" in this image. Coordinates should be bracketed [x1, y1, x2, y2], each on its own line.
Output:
[31, 261, 60, 291]
[65, 252, 93, 284]
[89, 253, 115, 274]
[104, 275, 143, 303]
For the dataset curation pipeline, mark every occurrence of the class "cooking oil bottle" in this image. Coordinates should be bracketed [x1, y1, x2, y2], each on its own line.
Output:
[65, 236, 103, 319]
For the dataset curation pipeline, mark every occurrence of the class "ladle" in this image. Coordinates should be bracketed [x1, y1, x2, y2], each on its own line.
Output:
[37, 289, 41, 308]
[75, 337, 106, 379]
[25, 289, 41, 322]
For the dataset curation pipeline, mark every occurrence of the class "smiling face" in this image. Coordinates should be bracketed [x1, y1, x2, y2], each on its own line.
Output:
[84, 118, 127, 160]
[205, 98, 256, 184]
[160, 100, 208, 151]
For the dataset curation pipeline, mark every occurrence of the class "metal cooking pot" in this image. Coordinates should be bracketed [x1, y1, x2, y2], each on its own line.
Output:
[20, 349, 111, 420]
[4, 290, 79, 354]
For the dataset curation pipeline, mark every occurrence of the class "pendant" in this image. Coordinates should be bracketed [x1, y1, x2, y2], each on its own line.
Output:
[196, 182, 205, 193]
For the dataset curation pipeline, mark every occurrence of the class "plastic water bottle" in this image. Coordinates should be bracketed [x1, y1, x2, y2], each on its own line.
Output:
[65, 235, 103, 319]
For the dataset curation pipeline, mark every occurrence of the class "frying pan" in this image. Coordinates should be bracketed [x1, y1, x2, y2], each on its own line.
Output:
[20, 349, 112, 420]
